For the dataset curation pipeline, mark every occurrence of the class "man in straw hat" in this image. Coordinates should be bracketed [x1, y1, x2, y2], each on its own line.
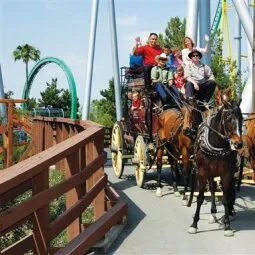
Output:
[151, 53, 179, 108]
[182, 49, 216, 135]
[184, 49, 216, 103]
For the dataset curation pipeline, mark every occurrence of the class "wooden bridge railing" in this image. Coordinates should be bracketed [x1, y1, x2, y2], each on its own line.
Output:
[0, 117, 127, 255]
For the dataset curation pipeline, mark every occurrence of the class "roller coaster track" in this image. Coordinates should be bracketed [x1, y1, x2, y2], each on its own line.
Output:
[211, 0, 222, 35]
[22, 57, 78, 119]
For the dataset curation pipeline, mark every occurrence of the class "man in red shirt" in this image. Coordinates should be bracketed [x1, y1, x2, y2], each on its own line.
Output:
[133, 33, 163, 88]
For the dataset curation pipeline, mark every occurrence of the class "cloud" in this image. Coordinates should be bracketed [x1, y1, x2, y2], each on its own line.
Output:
[116, 15, 139, 27]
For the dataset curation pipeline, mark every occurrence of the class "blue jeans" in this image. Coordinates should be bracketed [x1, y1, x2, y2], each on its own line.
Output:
[155, 83, 180, 106]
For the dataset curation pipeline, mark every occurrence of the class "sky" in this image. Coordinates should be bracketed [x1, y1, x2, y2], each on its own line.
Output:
[0, 0, 251, 109]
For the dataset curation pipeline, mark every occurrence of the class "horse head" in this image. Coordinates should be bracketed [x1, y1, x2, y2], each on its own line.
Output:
[215, 86, 232, 109]
[221, 100, 243, 150]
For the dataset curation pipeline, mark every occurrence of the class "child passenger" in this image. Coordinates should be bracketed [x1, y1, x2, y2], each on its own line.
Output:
[131, 91, 144, 111]
[174, 66, 185, 96]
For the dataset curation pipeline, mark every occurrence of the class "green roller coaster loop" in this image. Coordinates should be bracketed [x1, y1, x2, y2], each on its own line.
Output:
[211, 0, 222, 36]
[22, 57, 78, 119]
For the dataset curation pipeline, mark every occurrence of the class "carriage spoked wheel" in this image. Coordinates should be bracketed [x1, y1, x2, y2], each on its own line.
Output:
[111, 121, 124, 178]
[134, 135, 147, 188]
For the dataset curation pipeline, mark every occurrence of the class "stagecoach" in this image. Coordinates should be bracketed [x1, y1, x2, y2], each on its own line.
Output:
[111, 66, 167, 188]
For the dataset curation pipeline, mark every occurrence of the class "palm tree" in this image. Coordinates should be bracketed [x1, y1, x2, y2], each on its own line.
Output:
[13, 44, 41, 83]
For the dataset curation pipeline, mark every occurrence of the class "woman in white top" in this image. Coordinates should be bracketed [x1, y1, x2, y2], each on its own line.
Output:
[181, 35, 209, 66]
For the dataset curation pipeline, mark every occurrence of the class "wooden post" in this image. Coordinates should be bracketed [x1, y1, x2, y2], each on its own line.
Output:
[3, 132, 7, 168]
[93, 135, 105, 220]
[65, 150, 82, 241]
[32, 168, 49, 254]
[7, 102, 13, 167]
[0, 99, 26, 168]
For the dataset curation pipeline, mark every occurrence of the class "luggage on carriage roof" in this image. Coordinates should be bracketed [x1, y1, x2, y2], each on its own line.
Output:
[125, 66, 144, 79]
[127, 77, 144, 87]
[129, 55, 143, 67]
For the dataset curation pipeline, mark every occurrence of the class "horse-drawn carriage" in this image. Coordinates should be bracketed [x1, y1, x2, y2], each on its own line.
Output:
[110, 66, 255, 236]
[111, 66, 163, 188]
[110, 66, 199, 200]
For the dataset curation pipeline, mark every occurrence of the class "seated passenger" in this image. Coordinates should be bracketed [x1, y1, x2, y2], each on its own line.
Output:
[174, 66, 185, 96]
[183, 49, 216, 135]
[151, 53, 179, 108]
[163, 44, 175, 71]
[131, 91, 144, 111]
[130, 38, 143, 68]
[182, 34, 209, 66]
[184, 49, 216, 103]
[127, 90, 132, 109]
[133, 33, 163, 88]
[172, 47, 183, 69]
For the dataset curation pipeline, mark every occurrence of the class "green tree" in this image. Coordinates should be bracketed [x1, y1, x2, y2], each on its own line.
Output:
[89, 78, 125, 127]
[26, 97, 38, 111]
[39, 78, 79, 118]
[4, 90, 14, 99]
[39, 78, 62, 108]
[210, 31, 245, 98]
[13, 44, 40, 83]
[158, 17, 186, 48]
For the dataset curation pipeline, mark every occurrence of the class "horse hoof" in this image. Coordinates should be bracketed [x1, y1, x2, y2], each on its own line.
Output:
[174, 191, 181, 197]
[224, 229, 234, 237]
[208, 214, 217, 224]
[188, 227, 197, 234]
[182, 199, 188, 206]
[202, 200, 207, 205]
[156, 187, 163, 197]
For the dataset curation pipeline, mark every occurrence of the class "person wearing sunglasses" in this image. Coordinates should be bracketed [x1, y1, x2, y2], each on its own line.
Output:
[184, 49, 216, 103]
[182, 49, 216, 135]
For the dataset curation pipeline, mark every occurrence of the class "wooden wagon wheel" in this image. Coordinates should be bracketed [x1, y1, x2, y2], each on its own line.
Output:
[111, 121, 125, 178]
[134, 135, 147, 188]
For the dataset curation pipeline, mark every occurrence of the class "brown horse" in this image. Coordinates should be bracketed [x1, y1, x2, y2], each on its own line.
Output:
[155, 103, 202, 206]
[238, 113, 255, 187]
[188, 100, 243, 237]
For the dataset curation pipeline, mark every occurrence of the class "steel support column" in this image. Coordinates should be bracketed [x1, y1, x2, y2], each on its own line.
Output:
[82, 0, 99, 120]
[199, 0, 211, 65]
[186, 0, 199, 43]
[108, 0, 122, 120]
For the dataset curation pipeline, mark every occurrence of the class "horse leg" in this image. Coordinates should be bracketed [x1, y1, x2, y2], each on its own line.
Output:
[221, 175, 235, 237]
[172, 164, 181, 197]
[188, 171, 207, 234]
[156, 147, 163, 197]
[236, 155, 244, 191]
[181, 147, 191, 205]
[208, 177, 217, 224]
[228, 176, 236, 218]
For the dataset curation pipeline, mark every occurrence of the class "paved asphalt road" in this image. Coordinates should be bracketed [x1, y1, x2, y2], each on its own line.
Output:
[104, 155, 255, 255]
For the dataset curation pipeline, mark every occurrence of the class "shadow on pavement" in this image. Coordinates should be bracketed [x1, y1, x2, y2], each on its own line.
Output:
[105, 179, 146, 254]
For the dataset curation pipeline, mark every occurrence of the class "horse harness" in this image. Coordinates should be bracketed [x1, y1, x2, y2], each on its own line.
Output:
[157, 109, 184, 161]
[195, 112, 233, 157]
